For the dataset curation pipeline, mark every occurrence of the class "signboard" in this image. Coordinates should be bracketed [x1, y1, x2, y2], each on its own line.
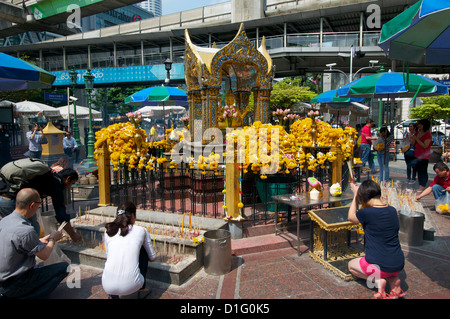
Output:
[29, 0, 103, 20]
[45, 93, 67, 101]
[51, 63, 185, 86]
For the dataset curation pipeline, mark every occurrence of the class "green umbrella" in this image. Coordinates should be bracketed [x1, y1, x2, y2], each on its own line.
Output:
[337, 71, 448, 99]
[311, 89, 364, 104]
[378, 0, 450, 64]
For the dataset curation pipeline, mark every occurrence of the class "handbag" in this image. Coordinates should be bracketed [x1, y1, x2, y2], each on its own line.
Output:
[38, 135, 48, 145]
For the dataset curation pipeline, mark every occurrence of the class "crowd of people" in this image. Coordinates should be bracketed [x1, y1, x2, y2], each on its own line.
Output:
[0, 115, 447, 299]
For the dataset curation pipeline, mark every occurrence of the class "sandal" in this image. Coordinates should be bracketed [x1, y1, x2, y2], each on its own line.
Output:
[373, 292, 395, 299]
[390, 288, 407, 298]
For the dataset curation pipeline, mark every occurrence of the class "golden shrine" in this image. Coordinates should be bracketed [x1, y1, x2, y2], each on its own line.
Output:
[184, 23, 274, 140]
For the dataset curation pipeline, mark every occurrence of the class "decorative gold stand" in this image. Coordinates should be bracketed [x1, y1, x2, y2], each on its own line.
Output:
[308, 206, 364, 281]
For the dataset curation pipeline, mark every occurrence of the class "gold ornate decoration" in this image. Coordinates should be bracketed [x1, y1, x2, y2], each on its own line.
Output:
[184, 23, 274, 140]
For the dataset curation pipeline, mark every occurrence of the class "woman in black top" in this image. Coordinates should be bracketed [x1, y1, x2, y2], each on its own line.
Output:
[348, 180, 406, 299]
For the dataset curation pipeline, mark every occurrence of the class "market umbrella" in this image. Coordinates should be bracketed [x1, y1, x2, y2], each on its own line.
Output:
[311, 89, 365, 104]
[324, 102, 370, 116]
[124, 86, 188, 106]
[56, 104, 102, 120]
[337, 71, 449, 99]
[0, 52, 56, 91]
[136, 105, 186, 118]
[14, 101, 60, 118]
[378, 0, 450, 64]
[337, 70, 449, 127]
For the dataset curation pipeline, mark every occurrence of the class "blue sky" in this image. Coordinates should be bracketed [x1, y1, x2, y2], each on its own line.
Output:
[161, 0, 229, 15]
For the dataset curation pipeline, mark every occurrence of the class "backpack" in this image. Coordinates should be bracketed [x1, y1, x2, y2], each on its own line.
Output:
[0, 158, 51, 195]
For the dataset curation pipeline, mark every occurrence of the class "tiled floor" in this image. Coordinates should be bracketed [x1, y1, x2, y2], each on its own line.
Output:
[47, 165, 450, 300]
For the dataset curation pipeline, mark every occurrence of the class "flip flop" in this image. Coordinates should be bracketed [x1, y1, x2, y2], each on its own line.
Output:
[373, 292, 395, 299]
[390, 288, 407, 298]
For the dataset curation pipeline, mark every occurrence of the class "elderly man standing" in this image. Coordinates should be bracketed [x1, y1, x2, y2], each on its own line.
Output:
[0, 188, 69, 299]
[63, 132, 80, 163]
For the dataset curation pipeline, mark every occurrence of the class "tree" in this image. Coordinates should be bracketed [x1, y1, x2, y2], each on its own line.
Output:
[92, 86, 146, 115]
[270, 77, 316, 109]
[410, 95, 450, 121]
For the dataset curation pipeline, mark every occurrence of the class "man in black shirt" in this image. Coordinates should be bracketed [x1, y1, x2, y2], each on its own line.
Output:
[0, 168, 82, 242]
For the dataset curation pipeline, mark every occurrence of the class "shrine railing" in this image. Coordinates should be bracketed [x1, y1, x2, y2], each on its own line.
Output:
[98, 148, 348, 224]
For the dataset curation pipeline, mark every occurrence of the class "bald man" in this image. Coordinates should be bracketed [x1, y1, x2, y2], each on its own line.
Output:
[0, 188, 69, 299]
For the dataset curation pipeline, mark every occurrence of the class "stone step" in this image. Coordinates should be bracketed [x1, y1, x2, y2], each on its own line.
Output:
[60, 243, 201, 286]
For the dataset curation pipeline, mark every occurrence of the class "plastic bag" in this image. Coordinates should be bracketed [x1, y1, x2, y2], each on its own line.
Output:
[436, 192, 450, 214]
[400, 139, 410, 153]
[374, 137, 385, 151]
[36, 211, 71, 266]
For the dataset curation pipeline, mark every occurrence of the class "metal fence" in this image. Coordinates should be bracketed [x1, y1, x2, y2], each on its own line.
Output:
[107, 157, 349, 224]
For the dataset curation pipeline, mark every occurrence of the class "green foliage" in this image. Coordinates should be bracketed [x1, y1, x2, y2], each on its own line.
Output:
[92, 86, 146, 114]
[270, 77, 316, 109]
[410, 95, 450, 121]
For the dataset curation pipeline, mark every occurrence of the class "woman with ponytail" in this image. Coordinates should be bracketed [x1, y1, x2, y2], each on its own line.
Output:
[101, 201, 156, 299]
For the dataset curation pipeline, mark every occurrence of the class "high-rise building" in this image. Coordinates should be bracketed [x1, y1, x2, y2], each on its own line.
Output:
[138, 0, 162, 17]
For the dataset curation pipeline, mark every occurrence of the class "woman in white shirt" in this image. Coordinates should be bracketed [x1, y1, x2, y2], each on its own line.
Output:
[102, 201, 156, 299]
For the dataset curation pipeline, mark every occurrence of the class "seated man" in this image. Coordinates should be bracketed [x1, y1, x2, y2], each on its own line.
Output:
[0, 188, 69, 299]
[63, 132, 80, 163]
[415, 161, 450, 201]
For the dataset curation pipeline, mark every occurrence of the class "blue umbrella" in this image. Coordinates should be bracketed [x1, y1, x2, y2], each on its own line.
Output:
[337, 71, 449, 99]
[378, 0, 450, 64]
[0, 52, 56, 91]
[124, 86, 188, 106]
[311, 89, 364, 104]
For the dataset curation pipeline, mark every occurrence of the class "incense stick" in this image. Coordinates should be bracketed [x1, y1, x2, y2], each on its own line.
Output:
[58, 221, 68, 232]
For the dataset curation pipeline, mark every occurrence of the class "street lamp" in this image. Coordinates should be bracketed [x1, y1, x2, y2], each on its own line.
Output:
[68, 67, 81, 145]
[83, 69, 95, 164]
[163, 58, 173, 126]
[324, 60, 379, 83]
[164, 58, 172, 84]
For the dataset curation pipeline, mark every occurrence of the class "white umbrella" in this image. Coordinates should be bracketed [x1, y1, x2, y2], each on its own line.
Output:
[324, 102, 369, 116]
[14, 100, 60, 118]
[136, 105, 186, 118]
[56, 104, 102, 120]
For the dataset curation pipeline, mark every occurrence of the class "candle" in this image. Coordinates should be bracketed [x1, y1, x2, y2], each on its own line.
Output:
[189, 212, 192, 232]
[181, 213, 185, 234]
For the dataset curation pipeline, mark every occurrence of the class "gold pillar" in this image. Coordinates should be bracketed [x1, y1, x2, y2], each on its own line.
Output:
[225, 149, 240, 219]
[188, 90, 202, 142]
[97, 141, 111, 206]
[201, 86, 220, 142]
[253, 88, 271, 123]
[331, 137, 343, 185]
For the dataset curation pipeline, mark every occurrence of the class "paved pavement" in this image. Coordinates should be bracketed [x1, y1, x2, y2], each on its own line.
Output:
[43, 157, 449, 305]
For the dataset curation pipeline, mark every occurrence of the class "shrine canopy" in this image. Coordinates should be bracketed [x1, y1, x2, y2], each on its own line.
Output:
[184, 23, 275, 138]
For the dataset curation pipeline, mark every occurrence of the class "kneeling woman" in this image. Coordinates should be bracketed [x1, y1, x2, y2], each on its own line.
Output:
[347, 180, 406, 299]
[102, 201, 156, 299]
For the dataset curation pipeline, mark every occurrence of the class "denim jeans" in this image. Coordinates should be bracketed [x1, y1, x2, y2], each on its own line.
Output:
[432, 184, 446, 199]
[360, 143, 375, 173]
[0, 262, 69, 298]
[377, 152, 390, 181]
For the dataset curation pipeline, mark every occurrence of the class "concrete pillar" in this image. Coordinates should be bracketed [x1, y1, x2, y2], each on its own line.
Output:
[231, 0, 265, 23]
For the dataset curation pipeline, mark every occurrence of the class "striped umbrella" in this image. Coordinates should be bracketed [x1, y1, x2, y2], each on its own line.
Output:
[378, 0, 450, 64]
[124, 86, 188, 106]
[0, 52, 56, 91]
[311, 89, 365, 104]
[337, 71, 449, 99]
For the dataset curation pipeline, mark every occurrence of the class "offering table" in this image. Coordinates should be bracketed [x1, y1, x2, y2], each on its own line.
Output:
[308, 206, 364, 281]
[272, 191, 354, 256]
